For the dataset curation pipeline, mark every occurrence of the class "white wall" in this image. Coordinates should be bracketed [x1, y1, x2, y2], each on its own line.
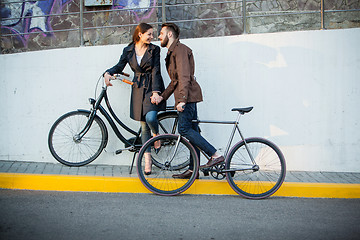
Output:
[1, 28, 359, 172]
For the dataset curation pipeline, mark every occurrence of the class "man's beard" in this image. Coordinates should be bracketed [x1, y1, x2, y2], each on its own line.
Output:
[161, 35, 169, 47]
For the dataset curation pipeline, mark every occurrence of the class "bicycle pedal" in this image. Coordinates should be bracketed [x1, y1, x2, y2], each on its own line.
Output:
[115, 149, 122, 155]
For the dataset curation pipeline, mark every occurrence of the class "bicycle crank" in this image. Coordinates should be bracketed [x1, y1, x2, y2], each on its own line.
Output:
[210, 163, 226, 180]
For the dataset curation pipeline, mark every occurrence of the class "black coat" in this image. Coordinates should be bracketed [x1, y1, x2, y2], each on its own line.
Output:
[106, 43, 166, 121]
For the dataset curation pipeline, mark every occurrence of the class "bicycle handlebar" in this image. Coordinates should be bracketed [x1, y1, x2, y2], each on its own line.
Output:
[120, 72, 130, 77]
[113, 73, 133, 85]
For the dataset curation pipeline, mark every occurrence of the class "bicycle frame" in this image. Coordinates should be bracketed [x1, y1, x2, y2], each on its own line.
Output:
[89, 86, 177, 150]
[192, 111, 258, 171]
[83, 85, 140, 151]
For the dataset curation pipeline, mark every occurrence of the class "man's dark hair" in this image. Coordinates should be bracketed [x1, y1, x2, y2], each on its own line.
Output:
[161, 23, 180, 39]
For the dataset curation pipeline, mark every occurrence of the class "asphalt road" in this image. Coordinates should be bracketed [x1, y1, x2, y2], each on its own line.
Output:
[0, 189, 359, 240]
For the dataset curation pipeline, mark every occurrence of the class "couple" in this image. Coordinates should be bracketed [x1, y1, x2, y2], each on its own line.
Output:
[103, 23, 224, 179]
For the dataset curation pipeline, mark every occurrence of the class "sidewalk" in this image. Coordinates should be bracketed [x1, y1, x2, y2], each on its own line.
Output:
[1, 160, 359, 198]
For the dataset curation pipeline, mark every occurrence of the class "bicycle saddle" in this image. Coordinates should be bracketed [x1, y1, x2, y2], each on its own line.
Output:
[231, 107, 253, 114]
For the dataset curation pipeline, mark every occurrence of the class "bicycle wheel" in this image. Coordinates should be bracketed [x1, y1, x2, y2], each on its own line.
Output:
[158, 111, 178, 134]
[48, 111, 108, 167]
[137, 134, 199, 196]
[154, 112, 189, 170]
[225, 137, 286, 199]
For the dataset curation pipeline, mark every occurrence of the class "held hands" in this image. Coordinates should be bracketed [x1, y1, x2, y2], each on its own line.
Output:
[151, 92, 163, 105]
[104, 72, 114, 87]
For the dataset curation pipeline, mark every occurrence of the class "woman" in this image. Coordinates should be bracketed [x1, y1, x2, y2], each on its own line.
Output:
[103, 23, 166, 175]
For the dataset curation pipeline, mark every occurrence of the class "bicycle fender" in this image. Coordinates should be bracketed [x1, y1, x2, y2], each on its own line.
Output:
[157, 110, 177, 118]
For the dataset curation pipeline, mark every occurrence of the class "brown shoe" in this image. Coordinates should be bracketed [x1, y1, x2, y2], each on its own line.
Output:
[200, 156, 225, 169]
[172, 169, 199, 179]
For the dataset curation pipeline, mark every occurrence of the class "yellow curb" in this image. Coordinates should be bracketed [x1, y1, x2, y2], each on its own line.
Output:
[0, 173, 359, 198]
[0, 173, 148, 193]
[188, 180, 360, 198]
[275, 182, 360, 198]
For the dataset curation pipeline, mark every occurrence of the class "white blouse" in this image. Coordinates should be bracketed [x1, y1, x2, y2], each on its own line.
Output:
[136, 54, 143, 66]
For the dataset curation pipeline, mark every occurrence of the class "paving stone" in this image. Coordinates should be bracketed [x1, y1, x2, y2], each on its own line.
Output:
[304, 171, 332, 183]
[43, 163, 55, 174]
[112, 166, 123, 177]
[102, 166, 113, 177]
[77, 166, 89, 175]
[85, 167, 96, 175]
[20, 162, 32, 173]
[285, 171, 304, 182]
[7, 162, 21, 173]
[94, 166, 103, 176]
[68, 167, 79, 175]
[50, 164, 63, 175]
[32, 163, 47, 174]
[60, 166, 71, 175]
[94, 166, 111, 176]
[1, 161, 14, 172]
[348, 173, 360, 183]
[284, 173, 302, 182]
[25, 163, 38, 174]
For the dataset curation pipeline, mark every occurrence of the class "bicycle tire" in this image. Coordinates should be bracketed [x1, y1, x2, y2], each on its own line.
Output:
[137, 134, 199, 196]
[48, 111, 108, 167]
[154, 112, 189, 171]
[225, 137, 286, 199]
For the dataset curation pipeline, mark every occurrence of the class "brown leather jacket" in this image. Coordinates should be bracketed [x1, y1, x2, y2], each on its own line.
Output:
[161, 39, 203, 105]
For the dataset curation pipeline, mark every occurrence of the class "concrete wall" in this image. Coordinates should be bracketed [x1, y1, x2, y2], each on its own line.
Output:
[1, 28, 359, 172]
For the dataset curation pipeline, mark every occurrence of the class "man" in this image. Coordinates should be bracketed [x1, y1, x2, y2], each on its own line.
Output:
[153, 23, 224, 179]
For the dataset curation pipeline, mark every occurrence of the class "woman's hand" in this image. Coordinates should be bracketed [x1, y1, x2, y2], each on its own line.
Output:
[104, 72, 113, 87]
[151, 92, 163, 105]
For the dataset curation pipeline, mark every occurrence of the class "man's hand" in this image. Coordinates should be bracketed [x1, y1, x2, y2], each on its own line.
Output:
[177, 102, 186, 112]
[104, 72, 113, 87]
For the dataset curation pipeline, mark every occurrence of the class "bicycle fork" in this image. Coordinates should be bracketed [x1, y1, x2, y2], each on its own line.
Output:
[163, 135, 182, 170]
[74, 109, 97, 142]
[75, 88, 105, 142]
[74, 86, 107, 142]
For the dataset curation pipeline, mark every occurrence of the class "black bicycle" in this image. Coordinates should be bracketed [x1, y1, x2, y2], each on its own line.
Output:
[48, 73, 179, 173]
[136, 107, 286, 199]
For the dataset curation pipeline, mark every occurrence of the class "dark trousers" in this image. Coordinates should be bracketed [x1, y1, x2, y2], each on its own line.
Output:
[178, 103, 217, 170]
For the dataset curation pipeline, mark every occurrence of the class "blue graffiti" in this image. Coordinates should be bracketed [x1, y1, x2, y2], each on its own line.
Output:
[1, 0, 156, 47]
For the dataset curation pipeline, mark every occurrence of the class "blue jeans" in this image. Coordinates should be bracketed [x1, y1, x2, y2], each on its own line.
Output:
[140, 111, 159, 153]
[178, 103, 217, 170]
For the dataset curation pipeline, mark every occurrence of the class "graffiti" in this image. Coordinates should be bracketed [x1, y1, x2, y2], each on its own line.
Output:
[1, 0, 156, 48]
[114, 0, 156, 22]
[1, 0, 72, 47]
